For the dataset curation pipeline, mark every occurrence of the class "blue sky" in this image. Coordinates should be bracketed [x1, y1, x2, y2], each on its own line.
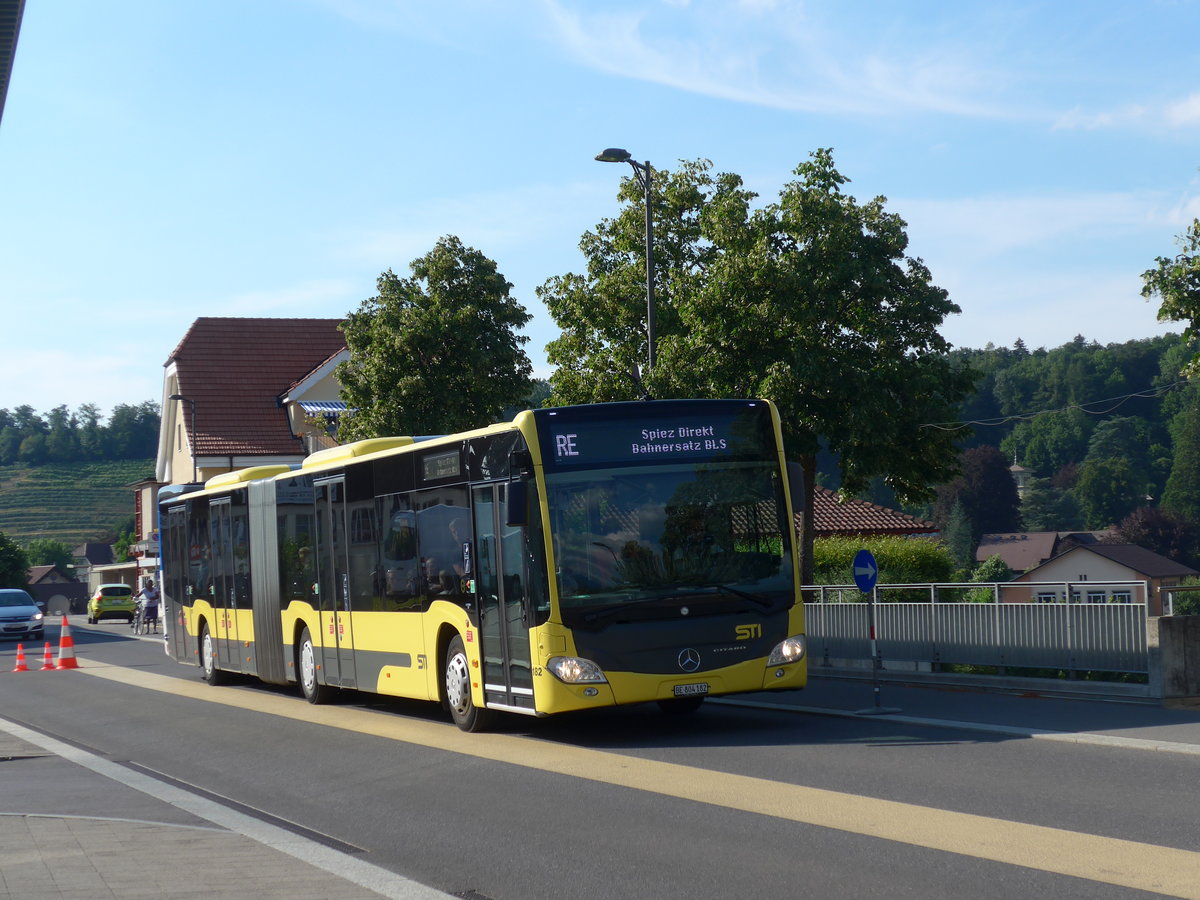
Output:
[2, 0, 1198, 418]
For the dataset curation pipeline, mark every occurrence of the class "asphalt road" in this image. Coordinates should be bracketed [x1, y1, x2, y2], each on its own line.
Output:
[2, 618, 1199, 899]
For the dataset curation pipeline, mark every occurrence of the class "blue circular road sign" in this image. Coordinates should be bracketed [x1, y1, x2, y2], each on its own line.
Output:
[853, 549, 878, 594]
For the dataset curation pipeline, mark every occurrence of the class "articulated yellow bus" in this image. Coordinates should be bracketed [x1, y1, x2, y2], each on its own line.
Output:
[158, 399, 807, 731]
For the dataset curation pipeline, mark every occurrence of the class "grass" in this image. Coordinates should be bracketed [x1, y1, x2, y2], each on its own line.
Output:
[0, 460, 155, 546]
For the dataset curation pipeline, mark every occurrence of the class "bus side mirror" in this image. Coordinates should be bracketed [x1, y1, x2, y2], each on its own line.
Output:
[507, 479, 529, 527]
[787, 461, 806, 514]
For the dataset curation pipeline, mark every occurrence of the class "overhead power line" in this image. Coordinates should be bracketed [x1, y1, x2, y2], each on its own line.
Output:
[920, 380, 1190, 431]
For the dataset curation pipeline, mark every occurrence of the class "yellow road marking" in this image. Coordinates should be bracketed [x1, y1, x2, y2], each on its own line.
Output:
[81, 661, 1200, 898]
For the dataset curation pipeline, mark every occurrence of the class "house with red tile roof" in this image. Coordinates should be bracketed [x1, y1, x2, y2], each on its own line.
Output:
[155, 317, 348, 486]
[808, 486, 937, 537]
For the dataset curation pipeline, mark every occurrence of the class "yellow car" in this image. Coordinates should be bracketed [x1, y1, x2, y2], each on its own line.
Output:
[87, 583, 136, 624]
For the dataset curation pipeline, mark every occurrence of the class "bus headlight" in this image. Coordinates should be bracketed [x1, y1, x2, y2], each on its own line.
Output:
[767, 636, 806, 666]
[546, 656, 608, 684]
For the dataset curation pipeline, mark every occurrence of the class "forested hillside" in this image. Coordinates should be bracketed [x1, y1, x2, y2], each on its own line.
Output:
[919, 333, 1200, 569]
[0, 401, 159, 465]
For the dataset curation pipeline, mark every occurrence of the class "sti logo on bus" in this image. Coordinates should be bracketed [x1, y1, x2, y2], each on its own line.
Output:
[555, 433, 579, 457]
[735, 623, 762, 640]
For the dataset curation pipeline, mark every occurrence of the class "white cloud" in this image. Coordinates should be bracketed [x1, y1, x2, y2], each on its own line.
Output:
[541, 0, 1017, 118]
[899, 190, 1192, 263]
[1055, 92, 1200, 132]
[1166, 93, 1200, 127]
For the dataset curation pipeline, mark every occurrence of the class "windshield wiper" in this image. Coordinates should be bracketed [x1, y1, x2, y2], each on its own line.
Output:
[694, 582, 775, 609]
[579, 583, 774, 625]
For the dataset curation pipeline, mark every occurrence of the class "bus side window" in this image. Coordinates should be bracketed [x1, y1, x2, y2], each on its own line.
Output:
[413, 488, 470, 604]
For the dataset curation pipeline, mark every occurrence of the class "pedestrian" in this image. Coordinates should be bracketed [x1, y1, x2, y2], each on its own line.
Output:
[136, 579, 160, 634]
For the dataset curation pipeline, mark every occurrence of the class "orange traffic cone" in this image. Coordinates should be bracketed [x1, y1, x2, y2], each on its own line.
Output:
[40, 642, 55, 670]
[55, 615, 79, 670]
[12, 643, 27, 672]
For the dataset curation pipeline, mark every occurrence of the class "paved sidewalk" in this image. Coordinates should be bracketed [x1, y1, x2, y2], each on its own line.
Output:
[749, 672, 1200, 754]
[0, 726, 448, 900]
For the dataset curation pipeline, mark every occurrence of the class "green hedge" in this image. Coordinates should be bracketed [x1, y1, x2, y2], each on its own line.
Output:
[811, 535, 955, 586]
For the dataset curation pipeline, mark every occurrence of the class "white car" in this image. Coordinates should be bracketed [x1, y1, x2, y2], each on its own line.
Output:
[0, 589, 46, 641]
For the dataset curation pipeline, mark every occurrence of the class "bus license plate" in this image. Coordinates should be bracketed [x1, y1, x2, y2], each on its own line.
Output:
[674, 683, 709, 697]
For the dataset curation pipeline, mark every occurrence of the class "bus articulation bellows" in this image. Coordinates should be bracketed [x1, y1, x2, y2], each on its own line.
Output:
[157, 399, 807, 731]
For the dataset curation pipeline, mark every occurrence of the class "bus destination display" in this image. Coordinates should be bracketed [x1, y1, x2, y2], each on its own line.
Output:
[535, 403, 771, 470]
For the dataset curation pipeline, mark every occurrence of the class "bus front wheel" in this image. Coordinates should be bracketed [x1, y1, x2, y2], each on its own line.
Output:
[200, 624, 227, 686]
[444, 635, 494, 733]
[298, 627, 332, 705]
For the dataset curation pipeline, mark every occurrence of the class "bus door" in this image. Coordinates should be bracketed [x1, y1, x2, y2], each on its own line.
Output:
[472, 483, 533, 711]
[314, 477, 356, 688]
[210, 499, 240, 672]
[163, 504, 188, 662]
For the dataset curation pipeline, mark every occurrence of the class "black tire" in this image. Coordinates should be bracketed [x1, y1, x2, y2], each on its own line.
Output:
[657, 695, 706, 716]
[297, 626, 332, 704]
[443, 634, 494, 732]
[200, 623, 227, 685]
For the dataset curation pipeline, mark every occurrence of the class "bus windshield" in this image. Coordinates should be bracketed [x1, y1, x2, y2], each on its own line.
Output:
[545, 461, 793, 629]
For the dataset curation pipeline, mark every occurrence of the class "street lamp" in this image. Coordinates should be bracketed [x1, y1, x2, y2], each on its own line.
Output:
[168, 393, 198, 484]
[595, 147, 655, 375]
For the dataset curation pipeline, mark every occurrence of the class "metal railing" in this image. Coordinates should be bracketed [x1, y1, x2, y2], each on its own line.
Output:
[803, 581, 1150, 676]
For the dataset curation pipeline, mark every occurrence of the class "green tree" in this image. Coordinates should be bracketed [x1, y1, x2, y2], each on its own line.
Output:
[0, 531, 29, 588]
[76, 402, 104, 460]
[337, 236, 534, 439]
[961, 554, 1015, 603]
[942, 499, 975, 571]
[973, 554, 1014, 583]
[113, 529, 134, 563]
[1162, 391, 1200, 522]
[18, 432, 48, 465]
[1142, 218, 1200, 375]
[540, 150, 973, 582]
[104, 401, 160, 459]
[1112, 506, 1200, 568]
[1001, 408, 1092, 476]
[1020, 476, 1084, 531]
[1074, 457, 1142, 528]
[934, 445, 1021, 545]
[45, 406, 79, 463]
[0, 426, 19, 464]
[24, 538, 74, 572]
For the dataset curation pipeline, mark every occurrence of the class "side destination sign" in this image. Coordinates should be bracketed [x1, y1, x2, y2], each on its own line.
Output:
[534, 401, 773, 470]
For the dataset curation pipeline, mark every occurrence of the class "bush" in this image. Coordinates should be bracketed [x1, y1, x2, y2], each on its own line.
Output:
[811, 535, 955, 587]
[1172, 576, 1200, 616]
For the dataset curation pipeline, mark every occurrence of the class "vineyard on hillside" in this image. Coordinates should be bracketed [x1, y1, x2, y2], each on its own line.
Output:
[0, 460, 155, 546]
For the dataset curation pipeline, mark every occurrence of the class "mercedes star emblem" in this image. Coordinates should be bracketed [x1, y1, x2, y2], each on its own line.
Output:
[678, 648, 701, 672]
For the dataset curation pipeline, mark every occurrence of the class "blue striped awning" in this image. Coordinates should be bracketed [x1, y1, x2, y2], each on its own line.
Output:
[298, 401, 348, 414]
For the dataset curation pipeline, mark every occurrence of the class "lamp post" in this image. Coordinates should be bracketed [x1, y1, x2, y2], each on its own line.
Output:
[595, 147, 655, 375]
[168, 393, 198, 484]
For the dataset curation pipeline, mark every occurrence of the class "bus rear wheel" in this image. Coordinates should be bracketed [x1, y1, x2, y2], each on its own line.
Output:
[444, 635, 494, 733]
[298, 626, 333, 705]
